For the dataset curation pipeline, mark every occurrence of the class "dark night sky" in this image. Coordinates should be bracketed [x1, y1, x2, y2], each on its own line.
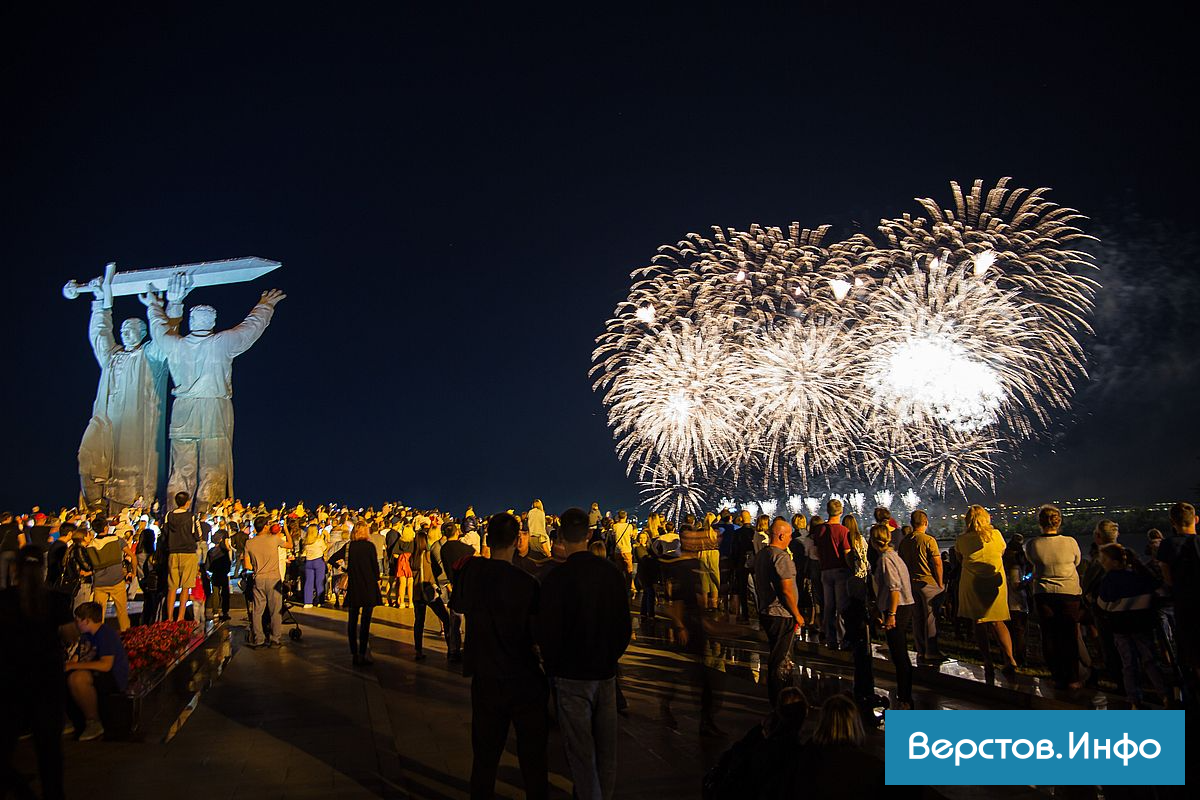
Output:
[2, 3, 1197, 515]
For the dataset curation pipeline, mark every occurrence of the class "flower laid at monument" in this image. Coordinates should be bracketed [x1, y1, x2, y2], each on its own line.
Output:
[121, 620, 205, 690]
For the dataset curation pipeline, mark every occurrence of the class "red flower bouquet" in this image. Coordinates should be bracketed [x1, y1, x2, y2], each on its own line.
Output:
[121, 621, 203, 685]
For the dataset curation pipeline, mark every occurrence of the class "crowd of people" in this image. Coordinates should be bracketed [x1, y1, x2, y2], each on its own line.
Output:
[2, 494, 1197, 799]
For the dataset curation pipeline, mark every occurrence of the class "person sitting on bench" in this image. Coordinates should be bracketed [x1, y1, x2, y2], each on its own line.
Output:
[65, 601, 130, 741]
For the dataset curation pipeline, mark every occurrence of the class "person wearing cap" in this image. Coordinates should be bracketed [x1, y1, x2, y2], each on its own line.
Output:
[25, 513, 51, 553]
[243, 515, 292, 647]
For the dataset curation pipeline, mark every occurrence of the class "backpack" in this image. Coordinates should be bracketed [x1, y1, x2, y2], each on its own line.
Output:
[142, 553, 161, 592]
[606, 533, 622, 566]
[845, 537, 867, 577]
[86, 537, 124, 571]
[57, 547, 86, 592]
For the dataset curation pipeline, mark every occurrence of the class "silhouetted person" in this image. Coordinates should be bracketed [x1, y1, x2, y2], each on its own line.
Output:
[344, 522, 382, 665]
[1, 546, 75, 800]
[536, 507, 631, 800]
[451, 512, 548, 799]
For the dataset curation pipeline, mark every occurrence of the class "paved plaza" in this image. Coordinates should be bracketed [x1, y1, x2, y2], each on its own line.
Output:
[13, 600, 1056, 799]
[25, 605, 770, 799]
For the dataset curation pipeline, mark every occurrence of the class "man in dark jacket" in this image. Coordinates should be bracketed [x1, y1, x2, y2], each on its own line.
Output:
[536, 507, 631, 800]
[207, 531, 233, 621]
[46, 523, 75, 587]
[436, 522, 472, 662]
[730, 511, 757, 622]
[451, 513, 547, 800]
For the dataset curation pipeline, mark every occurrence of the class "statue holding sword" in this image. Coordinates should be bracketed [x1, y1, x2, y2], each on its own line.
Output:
[144, 284, 285, 513]
[75, 263, 190, 513]
[68, 256, 283, 512]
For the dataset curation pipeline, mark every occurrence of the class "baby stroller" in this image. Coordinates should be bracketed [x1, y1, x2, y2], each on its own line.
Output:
[240, 569, 304, 642]
[327, 541, 350, 609]
[280, 559, 305, 641]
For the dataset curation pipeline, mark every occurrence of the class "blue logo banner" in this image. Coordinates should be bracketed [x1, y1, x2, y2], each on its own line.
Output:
[884, 710, 1184, 785]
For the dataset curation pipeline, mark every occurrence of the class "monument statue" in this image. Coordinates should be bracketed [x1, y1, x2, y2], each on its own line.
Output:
[143, 286, 286, 511]
[76, 264, 190, 512]
[65, 257, 283, 511]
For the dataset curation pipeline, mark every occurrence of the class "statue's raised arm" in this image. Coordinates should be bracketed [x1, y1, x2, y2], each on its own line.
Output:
[88, 302, 118, 368]
[220, 289, 286, 358]
[143, 273, 192, 351]
[87, 263, 119, 366]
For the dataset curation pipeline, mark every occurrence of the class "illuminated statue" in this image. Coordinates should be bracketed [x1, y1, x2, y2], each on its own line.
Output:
[77, 265, 189, 512]
[144, 286, 286, 511]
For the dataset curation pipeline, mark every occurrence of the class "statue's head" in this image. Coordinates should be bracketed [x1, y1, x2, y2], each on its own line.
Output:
[120, 318, 148, 350]
[189, 305, 217, 334]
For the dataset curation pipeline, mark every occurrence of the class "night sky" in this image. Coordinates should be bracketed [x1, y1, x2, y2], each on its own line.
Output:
[3, 3, 1197, 515]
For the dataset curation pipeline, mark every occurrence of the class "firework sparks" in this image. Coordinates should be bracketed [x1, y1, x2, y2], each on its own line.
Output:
[594, 179, 1098, 511]
[804, 497, 822, 518]
[638, 465, 707, 522]
[596, 319, 747, 482]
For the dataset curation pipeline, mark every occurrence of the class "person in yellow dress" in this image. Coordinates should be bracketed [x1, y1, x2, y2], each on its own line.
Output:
[955, 505, 1020, 677]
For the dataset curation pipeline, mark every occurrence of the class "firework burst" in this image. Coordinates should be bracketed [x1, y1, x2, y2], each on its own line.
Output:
[593, 179, 1098, 517]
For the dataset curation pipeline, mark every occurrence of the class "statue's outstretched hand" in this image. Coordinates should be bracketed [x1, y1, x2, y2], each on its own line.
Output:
[139, 291, 164, 310]
[260, 289, 286, 307]
[167, 273, 194, 304]
[100, 263, 116, 309]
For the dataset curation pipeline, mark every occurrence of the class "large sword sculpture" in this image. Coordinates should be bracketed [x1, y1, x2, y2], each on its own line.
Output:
[63, 256, 281, 300]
